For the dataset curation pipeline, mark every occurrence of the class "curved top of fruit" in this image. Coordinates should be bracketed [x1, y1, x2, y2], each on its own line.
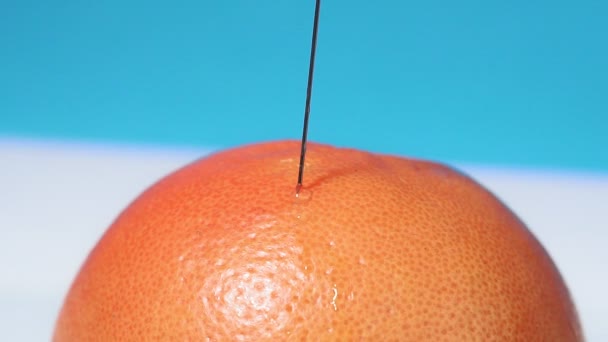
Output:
[54, 140, 582, 341]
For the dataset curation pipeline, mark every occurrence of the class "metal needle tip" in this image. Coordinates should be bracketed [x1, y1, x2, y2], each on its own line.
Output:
[296, 0, 321, 193]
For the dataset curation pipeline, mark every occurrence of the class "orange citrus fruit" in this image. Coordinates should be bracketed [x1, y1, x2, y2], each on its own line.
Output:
[54, 140, 582, 341]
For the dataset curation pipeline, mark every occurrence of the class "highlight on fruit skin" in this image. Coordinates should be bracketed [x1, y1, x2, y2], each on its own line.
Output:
[54, 140, 583, 341]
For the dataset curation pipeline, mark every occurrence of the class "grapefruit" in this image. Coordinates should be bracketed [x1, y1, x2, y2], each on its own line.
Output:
[54, 140, 582, 341]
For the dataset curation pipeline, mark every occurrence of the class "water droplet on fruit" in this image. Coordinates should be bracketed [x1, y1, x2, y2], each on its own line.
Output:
[330, 285, 338, 311]
[329, 240, 336, 247]
[358, 256, 366, 265]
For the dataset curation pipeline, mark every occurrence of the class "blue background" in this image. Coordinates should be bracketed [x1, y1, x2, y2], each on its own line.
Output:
[1, 0, 606, 171]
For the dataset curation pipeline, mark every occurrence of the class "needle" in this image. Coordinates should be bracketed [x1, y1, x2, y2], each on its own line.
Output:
[296, 0, 321, 195]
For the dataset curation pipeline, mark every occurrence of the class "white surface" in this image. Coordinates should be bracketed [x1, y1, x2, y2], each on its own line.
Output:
[0, 139, 607, 341]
